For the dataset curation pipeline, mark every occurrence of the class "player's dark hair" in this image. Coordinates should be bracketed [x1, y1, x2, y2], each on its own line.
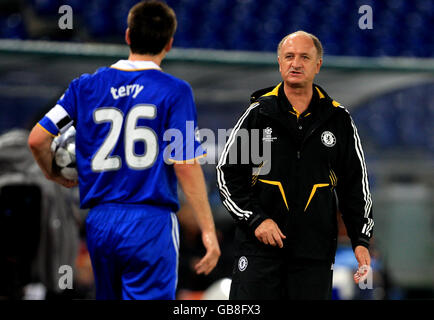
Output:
[127, 1, 177, 55]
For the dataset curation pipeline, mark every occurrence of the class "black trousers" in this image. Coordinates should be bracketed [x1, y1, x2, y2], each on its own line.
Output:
[229, 255, 333, 300]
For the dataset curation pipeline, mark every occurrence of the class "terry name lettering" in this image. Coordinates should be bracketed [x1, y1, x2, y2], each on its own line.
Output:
[111, 84, 144, 100]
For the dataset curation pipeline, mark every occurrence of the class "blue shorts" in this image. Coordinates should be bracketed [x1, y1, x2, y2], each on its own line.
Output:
[85, 203, 180, 300]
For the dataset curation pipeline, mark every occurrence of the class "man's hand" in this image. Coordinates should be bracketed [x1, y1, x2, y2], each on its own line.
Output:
[353, 245, 371, 284]
[49, 174, 78, 188]
[254, 218, 286, 248]
[194, 230, 221, 275]
[28, 125, 78, 188]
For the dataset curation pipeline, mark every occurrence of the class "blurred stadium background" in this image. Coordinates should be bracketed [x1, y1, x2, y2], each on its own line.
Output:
[0, 0, 433, 300]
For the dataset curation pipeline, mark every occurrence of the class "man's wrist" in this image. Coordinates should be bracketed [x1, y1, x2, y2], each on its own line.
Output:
[353, 237, 370, 251]
[247, 214, 266, 231]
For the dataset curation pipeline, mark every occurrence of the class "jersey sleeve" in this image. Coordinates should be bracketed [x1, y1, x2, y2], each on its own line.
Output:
[336, 110, 374, 250]
[37, 79, 78, 136]
[164, 81, 206, 163]
[216, 102, 270, 231]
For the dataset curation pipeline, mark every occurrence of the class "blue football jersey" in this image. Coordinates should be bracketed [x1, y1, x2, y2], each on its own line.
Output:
[39, 60, 205, 210]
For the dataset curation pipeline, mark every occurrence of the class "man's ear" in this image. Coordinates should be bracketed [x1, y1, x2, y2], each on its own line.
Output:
[125, 28, 131, 46]
[165, 37, 174, 53]
[316, 58, 323, 74]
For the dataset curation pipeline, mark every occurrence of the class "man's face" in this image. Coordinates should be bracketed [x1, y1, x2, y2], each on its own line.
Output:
[278, 34, 322, 88]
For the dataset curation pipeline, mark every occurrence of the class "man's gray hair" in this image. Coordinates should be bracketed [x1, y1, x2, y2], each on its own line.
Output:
[277, 31, 323, 59]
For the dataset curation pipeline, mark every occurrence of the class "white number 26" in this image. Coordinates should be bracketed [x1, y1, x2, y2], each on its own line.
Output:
[91, 105, 158, 172]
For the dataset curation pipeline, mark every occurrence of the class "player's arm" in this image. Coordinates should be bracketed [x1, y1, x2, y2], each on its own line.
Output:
[174, 161, 221, 275]
[28, 124, 77, 188]
[335, 111, 373, 270]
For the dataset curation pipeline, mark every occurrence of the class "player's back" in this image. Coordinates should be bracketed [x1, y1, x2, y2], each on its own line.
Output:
[61, 60, 201, 210]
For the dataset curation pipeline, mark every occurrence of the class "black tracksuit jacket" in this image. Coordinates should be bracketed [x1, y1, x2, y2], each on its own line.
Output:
[217, 83, 373, 262]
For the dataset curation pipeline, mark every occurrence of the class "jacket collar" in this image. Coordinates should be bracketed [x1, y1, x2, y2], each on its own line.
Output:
[253, 82, 327, 101]
[254, 82, 337, 115]
[255, 83, 340, 139]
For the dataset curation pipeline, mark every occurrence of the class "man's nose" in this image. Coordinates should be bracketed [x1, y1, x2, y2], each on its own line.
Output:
[291, 56, 302, 69]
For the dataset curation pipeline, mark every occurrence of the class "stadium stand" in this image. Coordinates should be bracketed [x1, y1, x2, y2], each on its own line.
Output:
[0, 0, 433, 56]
